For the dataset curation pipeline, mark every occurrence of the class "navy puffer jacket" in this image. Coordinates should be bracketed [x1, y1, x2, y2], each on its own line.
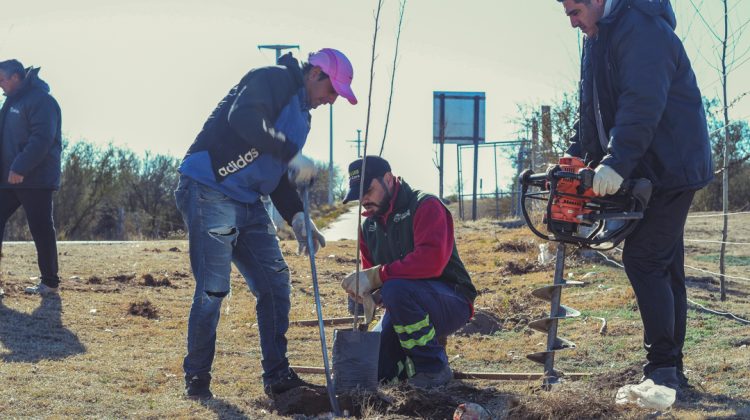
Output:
[0, 67, 62, 190]
[567, 0, 713, 192]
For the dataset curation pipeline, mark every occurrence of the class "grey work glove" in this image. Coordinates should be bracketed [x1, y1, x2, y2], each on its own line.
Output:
[288, 153, 316, 186]
[341, 265, 383, 325]
[291, 211, 326, 256]
[593, 164, 624, 196]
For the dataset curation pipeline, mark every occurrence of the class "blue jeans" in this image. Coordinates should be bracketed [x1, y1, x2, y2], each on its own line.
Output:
[175, 176, 292, 386]
[378, 279, 471, 381]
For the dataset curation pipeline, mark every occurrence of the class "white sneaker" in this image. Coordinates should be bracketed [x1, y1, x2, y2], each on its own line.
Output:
[24, 283, 59, 296]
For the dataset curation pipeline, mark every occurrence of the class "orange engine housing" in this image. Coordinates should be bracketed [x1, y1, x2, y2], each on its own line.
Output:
[549, 157, 595, 225]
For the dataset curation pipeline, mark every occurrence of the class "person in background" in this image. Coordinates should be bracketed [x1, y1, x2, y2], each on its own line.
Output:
[0, 59, 62, 297]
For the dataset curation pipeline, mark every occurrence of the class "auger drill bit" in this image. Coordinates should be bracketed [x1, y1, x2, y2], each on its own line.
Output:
[526, 242, 582, 389]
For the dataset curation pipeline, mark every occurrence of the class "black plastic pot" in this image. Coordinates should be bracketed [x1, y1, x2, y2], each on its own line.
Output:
[332, 329, 381, 394]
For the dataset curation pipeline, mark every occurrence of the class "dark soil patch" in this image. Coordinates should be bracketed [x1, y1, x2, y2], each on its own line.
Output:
[502, 260, 542, 275]
[128, 300, 159, 319]
[272, 385, 331, 416]
[455, 310, 503, 336]
[141, 274, 171, 287]
[335, 256, 357, 265]
[143, 248, 162, 253]
[687, 276, 715, 284]
[731, 337, 750, 347]
[494, 240, 534, 253]
[171, 270, 191, 279]
[86, 276, 103, 284]
[272, 381, 510, 418]
[168, 247, 181, 252]
[110, 274, 135, 283]
[590, 365, 641, 390]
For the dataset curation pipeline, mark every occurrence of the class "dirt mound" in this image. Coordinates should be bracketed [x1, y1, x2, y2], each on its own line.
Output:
[110, 273, 136, 283]
[590, 365, 641, 390]
[335, 256, 357, 264]
[502, 260, 542, 275]
[273, 385, 332, 416]
[141, 274, 171, 287]
[272, 382, 511, 418]
[494, 240, 534, 253]
[86, 276, 103, 284]
[455, 310, 503, 336]
[128, 300, 159, 319]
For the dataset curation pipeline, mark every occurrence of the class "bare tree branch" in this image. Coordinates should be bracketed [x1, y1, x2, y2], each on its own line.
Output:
[362, 0, 384, 156]
[379, 0, 407, 157]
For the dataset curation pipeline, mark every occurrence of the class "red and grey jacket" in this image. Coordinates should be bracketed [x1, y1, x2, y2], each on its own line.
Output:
[359, 178, 477, 308]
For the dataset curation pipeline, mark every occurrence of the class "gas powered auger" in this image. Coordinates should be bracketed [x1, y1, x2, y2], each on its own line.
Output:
[519, 157, 652, 388]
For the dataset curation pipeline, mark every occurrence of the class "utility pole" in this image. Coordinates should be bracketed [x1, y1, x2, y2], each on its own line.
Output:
[328, 105, 334, 205]
[348, 129, 363, 158]
[257, 44, 299, 225]
[257, 44, 299, 62]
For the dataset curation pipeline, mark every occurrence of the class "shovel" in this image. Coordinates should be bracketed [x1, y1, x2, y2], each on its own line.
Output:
[301, 186, 340, 415]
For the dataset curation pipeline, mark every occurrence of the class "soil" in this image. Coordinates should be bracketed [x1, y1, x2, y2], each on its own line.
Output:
[128, 300, 159, 319]
[141, 273, 172, 287]
[272, 382, 511, 419]
[455, 310, 503, 336]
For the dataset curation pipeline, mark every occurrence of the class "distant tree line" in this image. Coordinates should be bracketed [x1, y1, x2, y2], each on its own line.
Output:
[3, 139, 346, 241]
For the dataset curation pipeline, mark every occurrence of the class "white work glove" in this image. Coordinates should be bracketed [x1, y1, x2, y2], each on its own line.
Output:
[593, 164, 624, 196]
[341, 265, 383, 325]
[288, 153, 316, 186]
[291, 211, 326, 256]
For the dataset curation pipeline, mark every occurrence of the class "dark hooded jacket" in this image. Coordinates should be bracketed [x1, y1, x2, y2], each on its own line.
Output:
[0, 67, 62, 190]
[179, 52, 308, 223]
[567, 0, 713, 192]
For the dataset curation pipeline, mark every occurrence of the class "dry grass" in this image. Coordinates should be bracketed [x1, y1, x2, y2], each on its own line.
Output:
[0, 213, 748, 418]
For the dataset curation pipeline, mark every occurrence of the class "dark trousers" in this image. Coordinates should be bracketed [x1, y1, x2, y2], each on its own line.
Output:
[622, 189, 695, 376]
[378, 279, 471, 382]
[0, 189, 60, 287]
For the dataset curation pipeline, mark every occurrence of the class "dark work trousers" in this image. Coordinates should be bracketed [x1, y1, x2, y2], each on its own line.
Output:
[621, 189, 696, 376]
[0, 189, 60, 287]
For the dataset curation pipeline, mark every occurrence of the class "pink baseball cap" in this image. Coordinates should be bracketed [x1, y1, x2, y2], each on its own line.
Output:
[308, 48, 357, 105]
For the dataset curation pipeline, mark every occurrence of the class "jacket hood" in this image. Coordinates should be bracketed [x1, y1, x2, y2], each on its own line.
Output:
[11, 67, 50, 98]
[277, 52, 304, 88]
[604, 0, 676, 29]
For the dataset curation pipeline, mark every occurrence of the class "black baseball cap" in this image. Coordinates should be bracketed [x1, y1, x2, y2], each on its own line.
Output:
[342, 156, 391, 204]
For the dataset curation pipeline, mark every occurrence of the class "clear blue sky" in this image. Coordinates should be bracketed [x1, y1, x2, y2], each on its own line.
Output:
[2, 0, 748, 195]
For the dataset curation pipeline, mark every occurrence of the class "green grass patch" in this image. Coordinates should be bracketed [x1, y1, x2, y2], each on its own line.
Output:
[694, 254, 750, 266]
[582, 307, 640, 321]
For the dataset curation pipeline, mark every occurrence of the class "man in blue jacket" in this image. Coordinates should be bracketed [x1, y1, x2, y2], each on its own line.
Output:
[556, 0, 713, 393]
[176, 48, 357, 400]
[0, 60, 62, 296]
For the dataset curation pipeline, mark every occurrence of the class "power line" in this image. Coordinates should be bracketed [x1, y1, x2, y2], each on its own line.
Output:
[685, 239, 750, 245]
[686, 0, 723, 42]
[684, 264, 750, 283]
[609, 248, 750, 283]
[595, 251, 750, 324]
[687, 298, 750, 324]
[687, 211, 750, 218]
